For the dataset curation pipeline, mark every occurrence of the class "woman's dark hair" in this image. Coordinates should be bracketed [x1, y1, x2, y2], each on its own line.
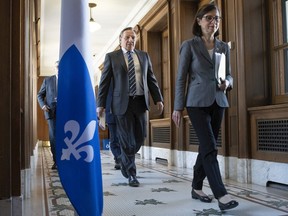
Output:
[192, 4, 220, 37]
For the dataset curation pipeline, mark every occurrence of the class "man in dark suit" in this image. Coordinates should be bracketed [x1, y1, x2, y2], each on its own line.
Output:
[97, 27, 164, 187]
[105, 80, 121, 170]
[37, 61, 58, 170]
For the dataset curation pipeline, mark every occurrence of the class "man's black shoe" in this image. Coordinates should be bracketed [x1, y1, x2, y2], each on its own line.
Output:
[128, 175, 140, 187]
[51, 163, 57, 170]
[114, 161, 121, 170]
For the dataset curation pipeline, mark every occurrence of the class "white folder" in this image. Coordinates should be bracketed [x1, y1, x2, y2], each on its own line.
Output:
[215, 53, 226, 84]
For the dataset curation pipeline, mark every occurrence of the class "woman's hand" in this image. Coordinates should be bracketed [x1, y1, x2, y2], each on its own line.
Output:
[172, 110, 182, 128]
[218, 78, 230, 91]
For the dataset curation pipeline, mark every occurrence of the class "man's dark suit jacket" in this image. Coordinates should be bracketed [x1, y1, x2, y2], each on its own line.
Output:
[98, 49, 163, 115]
[37, 75, 57, 119]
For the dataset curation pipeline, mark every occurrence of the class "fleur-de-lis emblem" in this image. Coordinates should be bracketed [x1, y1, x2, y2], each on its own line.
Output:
[61, 120, 96, 162]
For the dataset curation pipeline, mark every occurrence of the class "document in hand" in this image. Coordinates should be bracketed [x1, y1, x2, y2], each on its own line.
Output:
[99, 112, 106, 130]
[215, 53, 226, 84]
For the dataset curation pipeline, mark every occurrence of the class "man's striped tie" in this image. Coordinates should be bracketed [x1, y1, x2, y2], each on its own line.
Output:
[127, 51, 136, 96]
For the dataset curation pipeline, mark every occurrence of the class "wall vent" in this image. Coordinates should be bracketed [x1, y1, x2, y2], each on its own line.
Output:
[152, 126, 170, 144]
[257, 119, 288, 152]
[155, 157, 168, 166]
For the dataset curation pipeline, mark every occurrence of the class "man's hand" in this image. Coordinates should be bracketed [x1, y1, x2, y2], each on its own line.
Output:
[42, 105, 50, 112]
[156, 101, 164, 114]
[96, 107, 105, 119]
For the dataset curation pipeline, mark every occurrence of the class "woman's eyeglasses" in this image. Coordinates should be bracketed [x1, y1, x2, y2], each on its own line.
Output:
[202, 15, 222, 22]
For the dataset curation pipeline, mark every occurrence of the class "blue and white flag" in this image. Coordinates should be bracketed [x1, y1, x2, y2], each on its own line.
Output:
[56, 0, 103, 215]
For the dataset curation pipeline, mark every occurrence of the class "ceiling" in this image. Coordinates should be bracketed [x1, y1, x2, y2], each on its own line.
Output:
[40, 0, 158, 77]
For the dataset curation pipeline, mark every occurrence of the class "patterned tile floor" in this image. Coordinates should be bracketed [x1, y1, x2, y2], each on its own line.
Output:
[41, 146, 288, 216]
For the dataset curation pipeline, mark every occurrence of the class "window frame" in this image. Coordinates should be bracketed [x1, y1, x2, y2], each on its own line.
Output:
[270, 0, 288, 104]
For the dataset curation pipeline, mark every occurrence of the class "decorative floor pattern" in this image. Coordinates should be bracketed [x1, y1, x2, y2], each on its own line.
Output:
[42, 146, 288, 216]
[43, 146, 76, 216]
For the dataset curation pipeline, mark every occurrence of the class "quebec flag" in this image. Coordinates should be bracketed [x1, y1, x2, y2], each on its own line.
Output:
[56, 0, 103, 215]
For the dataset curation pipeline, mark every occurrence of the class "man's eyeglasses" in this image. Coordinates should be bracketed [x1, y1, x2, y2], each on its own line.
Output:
[202, 15, 222, 22]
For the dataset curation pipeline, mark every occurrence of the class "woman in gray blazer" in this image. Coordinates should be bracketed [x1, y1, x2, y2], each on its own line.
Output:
[172, 4, 238, 211]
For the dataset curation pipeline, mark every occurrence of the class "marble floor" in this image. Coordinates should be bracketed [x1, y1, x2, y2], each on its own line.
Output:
[24, 144, 288, 216]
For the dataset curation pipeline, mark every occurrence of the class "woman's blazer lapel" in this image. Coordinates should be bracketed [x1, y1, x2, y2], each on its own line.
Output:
[194, 36, 213, 65]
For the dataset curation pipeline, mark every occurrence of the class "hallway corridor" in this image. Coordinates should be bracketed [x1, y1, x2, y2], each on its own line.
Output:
[24, 142, 288, 216]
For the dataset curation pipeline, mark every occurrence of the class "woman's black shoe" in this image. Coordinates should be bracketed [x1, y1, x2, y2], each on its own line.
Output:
[191, 189, 212, 203]
[218, 200, 239, 211]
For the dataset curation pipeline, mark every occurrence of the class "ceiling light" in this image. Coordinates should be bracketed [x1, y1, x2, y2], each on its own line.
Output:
[89, 3, 101, 32]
